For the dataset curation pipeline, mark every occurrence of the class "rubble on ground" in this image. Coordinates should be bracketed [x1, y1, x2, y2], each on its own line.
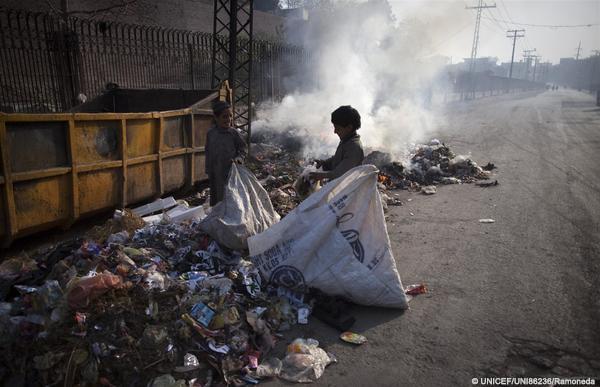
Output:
[249, 139, 496, 215]
[374, 139, 497, 194]
[0, 208, 334, 386]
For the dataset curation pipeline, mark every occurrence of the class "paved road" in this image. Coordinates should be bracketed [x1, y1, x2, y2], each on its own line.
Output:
[268, 90, 600, 386]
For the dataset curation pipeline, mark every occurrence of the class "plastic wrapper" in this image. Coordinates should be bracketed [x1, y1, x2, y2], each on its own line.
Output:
[0, 255, 38, 280]
[280, 338, 335, 383]
[251, 357, 283, 379]
[67, 272, 124, 309]
[339, 331, 367, 345]
[405, 283, 428, 295]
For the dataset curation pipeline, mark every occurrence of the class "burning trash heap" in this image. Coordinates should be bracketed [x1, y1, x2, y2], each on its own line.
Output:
[370, 139, 496, 192]
[0, 210, 336, 386]
[248, 137, 496, 215]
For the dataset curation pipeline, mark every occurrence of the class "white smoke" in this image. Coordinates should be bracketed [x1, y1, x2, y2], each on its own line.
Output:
[254, 0, 470, 160]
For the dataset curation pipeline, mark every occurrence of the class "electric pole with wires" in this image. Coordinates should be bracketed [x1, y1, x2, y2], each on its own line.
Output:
[531, 55, 540, 82]
[523, 49, 536, 81]
[465, 0, 496, 99]
[506, 29, 525, 91]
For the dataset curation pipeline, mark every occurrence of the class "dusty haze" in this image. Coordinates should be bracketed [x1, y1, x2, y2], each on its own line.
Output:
[253, 0, 471, 160]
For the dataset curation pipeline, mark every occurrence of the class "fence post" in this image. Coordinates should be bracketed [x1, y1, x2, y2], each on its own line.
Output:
[50, 24, 83, 110]
[188, 43, 195, 89]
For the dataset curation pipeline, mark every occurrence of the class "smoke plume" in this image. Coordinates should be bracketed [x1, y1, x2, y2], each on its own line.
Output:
[253, 0, 470, 160]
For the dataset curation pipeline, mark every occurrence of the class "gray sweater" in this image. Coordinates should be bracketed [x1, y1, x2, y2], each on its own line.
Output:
[322, 132, 364, 179]
[205, 125, 247, 205]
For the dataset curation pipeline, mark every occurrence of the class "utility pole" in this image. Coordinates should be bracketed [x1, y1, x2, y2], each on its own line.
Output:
[465, 0, 496, 99]
[523, 49, 536, 81]
[543, 62, 551, 83]
[506, 29, 525, 91]
[575, 41, 582, 60]
[532, 55, 540, 82]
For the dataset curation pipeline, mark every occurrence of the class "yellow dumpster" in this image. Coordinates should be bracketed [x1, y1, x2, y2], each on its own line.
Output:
[0, 83, 231, 246]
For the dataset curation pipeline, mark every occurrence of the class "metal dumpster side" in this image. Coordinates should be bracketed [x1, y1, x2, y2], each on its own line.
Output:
[0, 85, 230, 245]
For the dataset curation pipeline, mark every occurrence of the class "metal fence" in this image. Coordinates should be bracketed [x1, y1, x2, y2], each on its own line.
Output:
[0, 8, 311, 113]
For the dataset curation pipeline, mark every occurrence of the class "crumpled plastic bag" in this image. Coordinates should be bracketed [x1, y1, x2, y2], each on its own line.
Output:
[199, 163, 280, 250]
[0, 255, 38, 280]
[67, 272, 124, 309]
[280, 338, 335, 383]
[249, 357, 283, 379]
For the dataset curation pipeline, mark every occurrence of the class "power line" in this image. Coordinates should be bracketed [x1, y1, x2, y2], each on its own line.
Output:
[497, 0, 533, 53]
[420, 21, 473, 58]
[490, 7, 511, 31]
[482, 16, 599, 28]
[499, 0, 516, 25]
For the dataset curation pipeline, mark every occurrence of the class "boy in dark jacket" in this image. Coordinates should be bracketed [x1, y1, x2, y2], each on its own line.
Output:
[310, 105, 364, 181]
[205, 101, 247, 206]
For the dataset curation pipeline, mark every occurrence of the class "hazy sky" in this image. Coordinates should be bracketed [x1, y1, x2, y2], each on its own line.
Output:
[387, 0, 600, 64]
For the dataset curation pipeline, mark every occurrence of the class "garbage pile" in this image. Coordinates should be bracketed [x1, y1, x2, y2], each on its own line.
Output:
[367, 139, 497, 194]
[247, 143, 305, 217]
[0, 210, 335, 386]
[248, 143, 403, 215]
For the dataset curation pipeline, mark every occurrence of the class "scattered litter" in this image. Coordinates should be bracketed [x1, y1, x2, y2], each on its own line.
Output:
[250, 357, 283, 379]
[132, 196, 178, 217]
[280, 338, 336, 383]
[482, 162, 496, 171]
[476, 180, 499, 187]
[297, 307, 310, 324]
[479, 219, 496, 223]
[405, 283, 428, 296]
[421, 185, 437, 195]
[340, 331, 368, 345]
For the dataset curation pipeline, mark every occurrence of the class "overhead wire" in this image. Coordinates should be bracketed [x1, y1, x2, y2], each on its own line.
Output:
[481, 16, 599, 29]
[496, 0, 533, 57]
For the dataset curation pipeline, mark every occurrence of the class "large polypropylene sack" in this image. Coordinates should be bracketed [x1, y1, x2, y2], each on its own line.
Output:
[248, 165, 408, 309]
[199, 163, 280, 250]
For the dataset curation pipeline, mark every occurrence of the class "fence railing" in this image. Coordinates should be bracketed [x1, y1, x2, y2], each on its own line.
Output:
[453, 72, 546, 100]
[0, 8, 311, 113]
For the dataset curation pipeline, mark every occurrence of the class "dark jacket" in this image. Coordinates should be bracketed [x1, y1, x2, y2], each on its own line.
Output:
[322, 132, 364, 179]
[205, 126, 247, 205]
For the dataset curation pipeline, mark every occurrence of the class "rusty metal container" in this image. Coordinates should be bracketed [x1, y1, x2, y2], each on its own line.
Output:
[0, 84, 230, 245]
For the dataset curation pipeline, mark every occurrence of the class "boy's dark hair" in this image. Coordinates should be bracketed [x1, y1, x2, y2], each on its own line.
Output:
[212, 100, 231, 116]
[331, 105, 361, 130]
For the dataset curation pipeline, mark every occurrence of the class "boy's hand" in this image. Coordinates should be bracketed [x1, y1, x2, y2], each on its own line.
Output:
[308, 171, 330, 181]
[233, 156, 244, 164]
